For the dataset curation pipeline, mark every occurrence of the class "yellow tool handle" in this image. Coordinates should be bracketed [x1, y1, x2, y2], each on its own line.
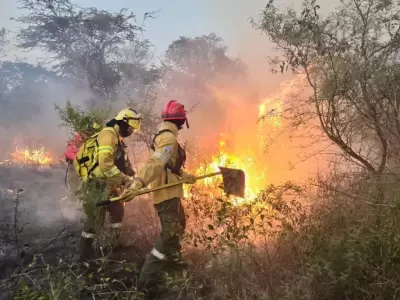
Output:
[133, 171, 222, 196]
[96, 171, 222, 206]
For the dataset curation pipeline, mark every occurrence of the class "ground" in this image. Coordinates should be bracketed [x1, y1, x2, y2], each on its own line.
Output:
[0, 165, 164, 299]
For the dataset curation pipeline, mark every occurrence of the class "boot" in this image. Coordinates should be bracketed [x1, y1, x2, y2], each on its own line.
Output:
[79, 234, 95, 262]
[169, 252, 189, 271]
[145, 284, 169, 300]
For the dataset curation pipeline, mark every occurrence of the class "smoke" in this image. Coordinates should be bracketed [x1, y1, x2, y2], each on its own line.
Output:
[0, 0, 342, 238]
[154, 0, 341, 184]
[0, 78, 97, 234]
[0, 77, 98, 158]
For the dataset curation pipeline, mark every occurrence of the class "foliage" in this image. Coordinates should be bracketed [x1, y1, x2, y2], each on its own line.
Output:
[14, 0, 162, 142]
[0, 61, 58, 126]
[0, 27, 9, 58]
[165, 33, 246, 81]
[116, 41, 160, 97]
[0, 61, 56, 92]
[9, 256, 143, 300]
[271, 173, 400, 300]
[4, 161, 400, 300]
[164, 33, 247, 92]
[121, 44, 163, 148]
[253, 0, 400, 174]
[15, 0, 152, 97]
[183, 181, 304, 257]
[14, 279, 50, 300]
[55, 100, 111, 134]
[127, 87, 160, 148]
[162, 33, 249, 134]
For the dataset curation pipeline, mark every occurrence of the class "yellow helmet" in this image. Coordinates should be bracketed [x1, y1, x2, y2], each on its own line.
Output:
[115, 108, 142, 131]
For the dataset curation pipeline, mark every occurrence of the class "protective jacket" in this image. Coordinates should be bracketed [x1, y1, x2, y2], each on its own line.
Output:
[91, 125, 131, 185]
[136, 121, 189, 204]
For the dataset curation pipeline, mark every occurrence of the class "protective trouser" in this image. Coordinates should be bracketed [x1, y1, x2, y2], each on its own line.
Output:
[138, 197, 186, 294]
[79, 180, 125, 261]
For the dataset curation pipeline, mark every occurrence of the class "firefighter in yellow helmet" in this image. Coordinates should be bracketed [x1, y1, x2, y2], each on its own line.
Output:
[77, 108, 142, 261]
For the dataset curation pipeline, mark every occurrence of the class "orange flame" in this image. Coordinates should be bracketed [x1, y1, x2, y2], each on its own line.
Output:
[184, 98, 283, 206]
[0, 146, 55, 167]
[182, 73, 315, 205]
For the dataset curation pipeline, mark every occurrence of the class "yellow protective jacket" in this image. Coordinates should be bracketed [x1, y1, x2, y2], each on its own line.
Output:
[136, 121, 189, 204]
[91, 125, 128, 186]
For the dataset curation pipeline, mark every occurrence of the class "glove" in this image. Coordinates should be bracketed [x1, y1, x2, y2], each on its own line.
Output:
[122, 176, 134, 188]
[128, 178, 145, 190]
[181, 172, 197, 184]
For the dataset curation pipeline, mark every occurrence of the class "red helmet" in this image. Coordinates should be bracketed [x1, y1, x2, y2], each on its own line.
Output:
[162, 100, 189, 128]
[162, 100, 186, 120]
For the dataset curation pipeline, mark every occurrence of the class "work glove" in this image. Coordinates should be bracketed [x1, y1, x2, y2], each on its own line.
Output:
[180, 172, 197, 184]
[128, 178, 145, 190]
[122, 176, 134, 188]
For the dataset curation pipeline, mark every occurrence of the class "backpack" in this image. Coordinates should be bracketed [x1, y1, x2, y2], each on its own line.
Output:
[115, 139, 135, 176]
[64, 133, 84, 162]
[64, 133, 86, 189]
[72, 127, 118, 182]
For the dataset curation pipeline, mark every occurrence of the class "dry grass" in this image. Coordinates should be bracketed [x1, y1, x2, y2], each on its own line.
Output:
[2, 166, 400, 299]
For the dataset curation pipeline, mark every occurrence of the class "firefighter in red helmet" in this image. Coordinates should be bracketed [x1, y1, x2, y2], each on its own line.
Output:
[129, 100, 196, 297]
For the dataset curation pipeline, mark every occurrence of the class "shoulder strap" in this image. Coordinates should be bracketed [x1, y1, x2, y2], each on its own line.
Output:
[95, 127, 121, 145]
[151, 129, 174, 151]
[101, 127, 119, 138]
[151, 128, 176, 184]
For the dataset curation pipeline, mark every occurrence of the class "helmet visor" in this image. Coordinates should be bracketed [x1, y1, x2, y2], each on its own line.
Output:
[126, 116, 142, 132]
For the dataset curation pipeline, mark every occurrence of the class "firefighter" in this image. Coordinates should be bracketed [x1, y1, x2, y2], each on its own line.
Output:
[75, 108, 142, 261]
[128, 100, 196, 297]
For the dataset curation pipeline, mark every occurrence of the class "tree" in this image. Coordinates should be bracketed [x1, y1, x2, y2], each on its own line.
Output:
[55, 100, 111, 135]
[162, 33, 248, 139]
[253, 0, 400, 174]
[15, 0, 150, 98]
[164, 33, 246, 97]
[0, 61, 58, 126]
[110, 40, 163, 148]
[0, 28, 9, 59]
[165, 33, 246, 82]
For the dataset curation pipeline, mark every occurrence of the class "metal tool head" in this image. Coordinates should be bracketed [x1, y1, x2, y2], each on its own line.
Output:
[218, 166, 246, 198]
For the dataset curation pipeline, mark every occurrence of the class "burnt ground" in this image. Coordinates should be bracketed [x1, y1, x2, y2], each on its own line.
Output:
[0, 165, 79, 268]
[0, 166, 167, 300]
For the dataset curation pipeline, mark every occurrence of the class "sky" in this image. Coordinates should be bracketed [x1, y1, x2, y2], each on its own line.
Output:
[0, 0, 341, 88]
[0, 0, 274, 56]
[0, 0, 339, 68]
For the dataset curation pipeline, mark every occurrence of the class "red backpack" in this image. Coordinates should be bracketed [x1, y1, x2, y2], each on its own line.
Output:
[64, 132, 84, 162]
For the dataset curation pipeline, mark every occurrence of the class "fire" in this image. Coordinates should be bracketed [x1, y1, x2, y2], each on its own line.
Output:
[0, 145, 55, 167]
[185, 98, 284, 206]
[11, 146, 54, 165]
[194, 141, 264, 205]
[182, 73, 311, 205]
